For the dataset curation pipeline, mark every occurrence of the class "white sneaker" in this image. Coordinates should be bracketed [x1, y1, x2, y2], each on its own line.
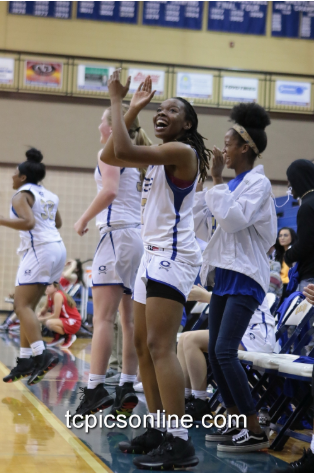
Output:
[133, 382, 144, 392]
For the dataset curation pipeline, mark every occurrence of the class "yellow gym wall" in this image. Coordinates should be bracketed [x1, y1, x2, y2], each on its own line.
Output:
[0, 2, 313, 75]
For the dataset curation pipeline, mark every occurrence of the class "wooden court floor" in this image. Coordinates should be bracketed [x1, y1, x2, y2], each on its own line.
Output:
[0, 334, 312, 473]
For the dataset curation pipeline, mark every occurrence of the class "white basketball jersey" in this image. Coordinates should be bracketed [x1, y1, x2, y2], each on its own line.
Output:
[10, 183, 62, 253]
[141, 156, 202, 266]
[94, 159, 142, 230]
[249, 297, 275, 327]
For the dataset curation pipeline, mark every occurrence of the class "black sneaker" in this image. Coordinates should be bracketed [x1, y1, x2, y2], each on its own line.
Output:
[3, 357, 34, 383]
[205, 415, 243, 442]
[27, 350, 59, 385]
[217, 428, 269, 452]
[110, 382, 138, 418]
[119, 424, 165, 454]
[133, 433, 199, 471]
[185, 397, 211, 421]
[271, 448, 314, 473]
[72, 384, 114, 425]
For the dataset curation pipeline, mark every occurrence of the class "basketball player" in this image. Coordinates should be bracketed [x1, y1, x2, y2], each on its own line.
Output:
[72, 105, 151, 421]
[1, 148, 66, 385]
[101, 70, 211, 470]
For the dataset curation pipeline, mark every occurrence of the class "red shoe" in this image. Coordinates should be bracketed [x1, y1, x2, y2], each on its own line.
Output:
[47, 333, 64, 347]
[61, 334, 77, 349]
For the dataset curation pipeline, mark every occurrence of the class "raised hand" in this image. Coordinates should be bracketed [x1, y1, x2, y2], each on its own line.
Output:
[108, 69, 131, 101]
[130, 75, 156, 112]
[211, 146, 225, 181]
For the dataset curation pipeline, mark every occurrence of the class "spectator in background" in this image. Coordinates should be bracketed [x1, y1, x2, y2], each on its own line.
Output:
[274, 228, 298, 300]
[284, 160, 314, 292]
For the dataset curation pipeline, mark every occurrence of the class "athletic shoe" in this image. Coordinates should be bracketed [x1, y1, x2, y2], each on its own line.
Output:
[109, 382, 138, 417]
[104, 373, 121, 385]
[133, 433, 199, 470]
[60, 334, 76, 349]
[205, 415, 243, 442]
[3, 357, 34, 383]
[27, 350, 59, 385]
[217, 428, 269, 452]
[133, 381, 144, 393]
[185, 396, 211, 421]
[0, 322, 9, 332]
[106, 367, 118, 378]
[119, 424, 165, 454]
[9, 322, 20, 333]
[271, 448, 314, 473]
[72, 384, 114, 424]
[47, 333, 64, 347]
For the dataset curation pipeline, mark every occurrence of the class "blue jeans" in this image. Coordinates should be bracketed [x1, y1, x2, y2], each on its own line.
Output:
[208, 294, 259, 416]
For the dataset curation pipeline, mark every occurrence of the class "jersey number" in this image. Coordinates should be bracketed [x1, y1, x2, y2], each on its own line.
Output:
[41, 199, 55, 220]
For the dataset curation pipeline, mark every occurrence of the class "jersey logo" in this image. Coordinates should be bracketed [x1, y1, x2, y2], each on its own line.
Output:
[25, 269, 31, 275]
[39, 191, 44, 197]
[249, 333, 256, 340]
[98, 265, 107, 274]
[159, 261, 171, 271]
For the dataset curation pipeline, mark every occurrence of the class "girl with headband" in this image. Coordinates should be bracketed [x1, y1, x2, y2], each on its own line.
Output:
[201, 103, 277, 453]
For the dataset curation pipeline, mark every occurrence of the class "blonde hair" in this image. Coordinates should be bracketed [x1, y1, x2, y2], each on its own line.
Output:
[53, 282, 76, 308]
[106, 104, 152, 182]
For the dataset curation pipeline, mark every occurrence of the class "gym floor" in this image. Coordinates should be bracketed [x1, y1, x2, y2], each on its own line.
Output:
[0, 334, 310, 473]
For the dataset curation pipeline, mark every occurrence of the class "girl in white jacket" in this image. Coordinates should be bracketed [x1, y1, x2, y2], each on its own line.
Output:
[202, 103, 277, 453]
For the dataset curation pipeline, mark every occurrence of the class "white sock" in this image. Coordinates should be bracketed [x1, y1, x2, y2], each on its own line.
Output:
[119, 373, 137, 386]
[20, 347, 32, 359]
[185, 388, 192, 399]
[147, 412, 166, 432]
[30, 340, 45, 357]
[192, 389, 207, 400]
[311, 434, 314, 453]
[167, 419, 188, 441]
[87, 373, 106, 390]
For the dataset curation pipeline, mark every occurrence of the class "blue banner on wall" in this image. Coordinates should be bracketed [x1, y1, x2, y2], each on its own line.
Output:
[8, 1, 71, 19]
[143, 2, 203, 30]
[77, 1, 138, 24]
[272, 2, 314, 39]
[208, 2, 267, 35]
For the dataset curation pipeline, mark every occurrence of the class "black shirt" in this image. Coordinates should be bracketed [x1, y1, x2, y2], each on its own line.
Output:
[285, 192, 314, 281]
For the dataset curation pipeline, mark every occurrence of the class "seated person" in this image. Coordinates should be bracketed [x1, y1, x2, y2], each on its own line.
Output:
[38, 283, 81, 349]
[177, 285, 275, 421]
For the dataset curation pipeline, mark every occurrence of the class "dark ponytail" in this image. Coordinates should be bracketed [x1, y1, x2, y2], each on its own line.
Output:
[173, 97, 211, 183]
[18, 148, 46, 184]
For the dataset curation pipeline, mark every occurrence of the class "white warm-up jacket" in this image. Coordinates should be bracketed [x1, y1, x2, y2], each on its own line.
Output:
[200, 165, 277, 293]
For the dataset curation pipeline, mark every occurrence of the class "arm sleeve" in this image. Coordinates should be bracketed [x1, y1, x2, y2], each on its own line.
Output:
[284, 205, 314, 265]
[205, 178, 271, 234]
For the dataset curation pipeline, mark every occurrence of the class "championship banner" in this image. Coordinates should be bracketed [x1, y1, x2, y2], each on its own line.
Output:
[0, 58, 15, 85]
[77, 1, 138, 24]
[275, 81, 311, 107]
[272, 2, 314, 39]
[222, 77, 258, 103]
[128, 69, 165, 96]
[208, 1, 267, 35]
[9, 1, 71, 19]
[176, 72, 213, 99]
[24, 61, 63, 88]
[77, 65, 115, 91]
[143, 2, 203, 30]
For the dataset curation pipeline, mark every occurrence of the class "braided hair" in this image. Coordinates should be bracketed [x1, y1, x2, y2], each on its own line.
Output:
[173, 97, 211, 183]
